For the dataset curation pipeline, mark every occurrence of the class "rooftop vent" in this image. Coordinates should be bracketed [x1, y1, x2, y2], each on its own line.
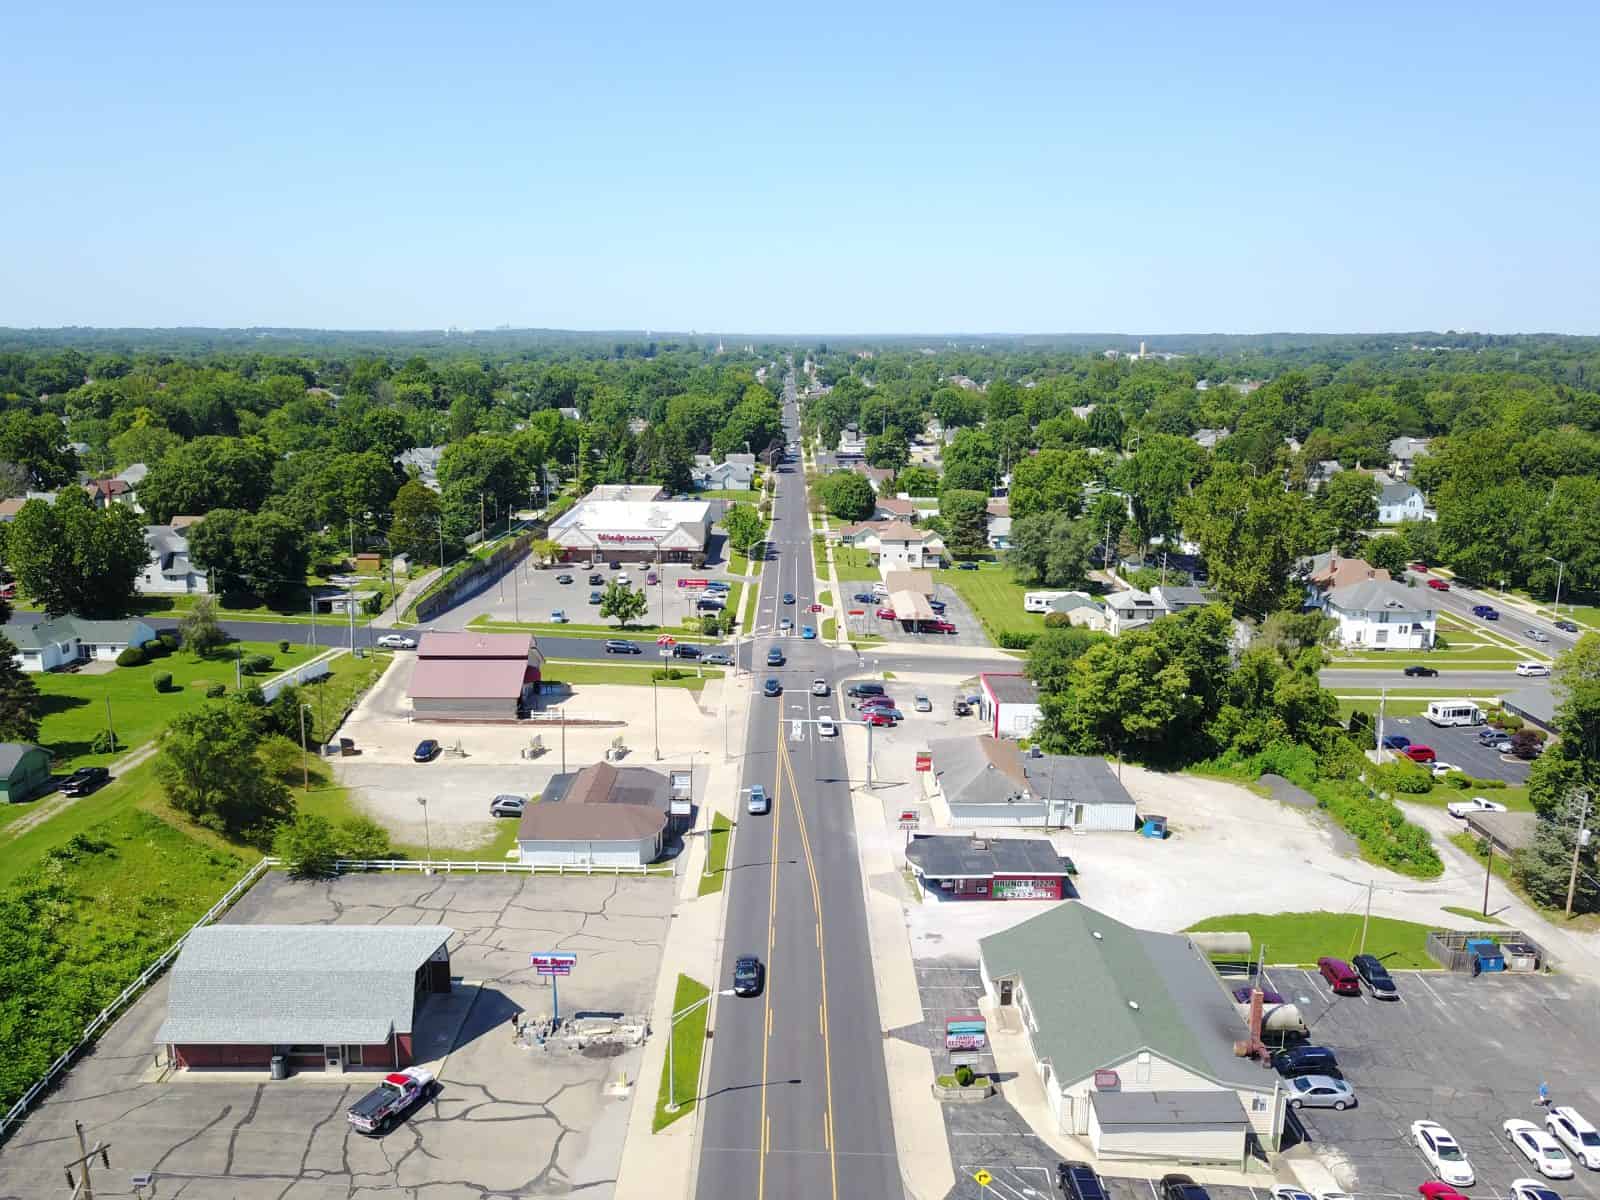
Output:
[1128, 1000, 1140, 1010]
[1091, 931, 1103, 940]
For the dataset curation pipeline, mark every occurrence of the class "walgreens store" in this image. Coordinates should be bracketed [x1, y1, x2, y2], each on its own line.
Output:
[549, 498, 712, 564]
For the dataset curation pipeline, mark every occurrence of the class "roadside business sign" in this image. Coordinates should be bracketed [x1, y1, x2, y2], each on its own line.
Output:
[656, 634, 676, 646]
[809, 603, 824, 613]
[898, 810, 920, 830]
[677, 578, 709, 589]
[847, 609, 864, 617]
[529, 952, 578, 977]
[949, 1051, 981, 1068]
[914, 751, 932, 773]
[945, 1017, 987, 1051]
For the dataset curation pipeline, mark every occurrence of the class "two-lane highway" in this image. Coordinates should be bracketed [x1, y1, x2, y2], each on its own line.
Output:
[696, 380, 902, 1199]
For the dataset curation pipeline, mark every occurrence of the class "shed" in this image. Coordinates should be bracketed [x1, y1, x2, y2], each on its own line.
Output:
[0, 743, 52, 803]
[154, 924, 453, 1073]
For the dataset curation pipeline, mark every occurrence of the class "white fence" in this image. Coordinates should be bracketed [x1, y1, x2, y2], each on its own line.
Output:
[331, 858, 675, 876]
[258, 655, 335, 702]
[0, 856, 273, 1145]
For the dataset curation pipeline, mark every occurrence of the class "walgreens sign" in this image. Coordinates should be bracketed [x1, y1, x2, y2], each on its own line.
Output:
[597, 533, 659, 543]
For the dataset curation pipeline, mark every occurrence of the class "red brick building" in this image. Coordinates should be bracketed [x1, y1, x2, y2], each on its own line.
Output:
[155, 925, 452, 1073]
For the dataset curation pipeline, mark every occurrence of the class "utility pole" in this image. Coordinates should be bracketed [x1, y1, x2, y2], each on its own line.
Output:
[417, 796, 432, 862]
[63, 1120, 110, 1199]
[1482, 837, 1495, 918]
[651, 676, 661, 760]
[104, 696, 116, 752]
[480, 493, 486, 544]
[1377, 688, 1387, 761]
[1566, 791, 1592, 917]
[309, 590, 318, 647]
[347, 590, 356, 655]
[298, 704, 310, 791]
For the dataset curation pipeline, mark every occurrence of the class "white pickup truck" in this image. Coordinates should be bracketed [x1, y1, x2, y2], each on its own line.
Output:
[1446, 796, 1509, 819]
[347, 1067, 435, 1135]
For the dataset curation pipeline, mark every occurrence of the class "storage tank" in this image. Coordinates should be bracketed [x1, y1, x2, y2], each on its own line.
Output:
[1235, 1001, 1308, 1037]
[1189, 931, 1252, 957]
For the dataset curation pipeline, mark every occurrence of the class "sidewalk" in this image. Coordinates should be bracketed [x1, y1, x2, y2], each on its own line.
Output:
[372, 564, 443, 629]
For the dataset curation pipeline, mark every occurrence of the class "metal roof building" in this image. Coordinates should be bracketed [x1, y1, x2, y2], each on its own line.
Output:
[155, 925, 453, 1073]
[516, 762, 672, 867]
[923, 736, 1137, 831]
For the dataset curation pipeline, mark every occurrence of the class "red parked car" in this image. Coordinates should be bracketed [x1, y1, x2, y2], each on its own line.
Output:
[876, 608, 897, 620]
[1409, 561, 1429, 572]
[861, 710, 897, 727]
[1317, 956, 1362, 996]
[1427, 578, 1450, 591]
[1403, 744, 1437, 763]
[1419, 1185, 1470, 1200]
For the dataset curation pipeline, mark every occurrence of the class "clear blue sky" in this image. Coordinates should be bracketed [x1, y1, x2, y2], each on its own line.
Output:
[4, 2, 1597, 334]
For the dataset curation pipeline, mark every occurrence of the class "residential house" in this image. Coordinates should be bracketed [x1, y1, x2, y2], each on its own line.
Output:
[924, 735, 1138, 830]
[1192, 428, 1229, 450]
[1301, 551, 1390, 598]
[1047, 593, 1108, 632]
[1377, 482, 1432, 524]
[141, 524, 210, 594]
[979, 903, 1287, 1157]
[986, 516, 1013, 550]
[6, 615, 159, 671]
[396, 446, 445, 492]
[1388, 436, 1430, 479]
[869, 521, 945, 570]
[558, 407, 582, 422]
[985, 498, 1010, 519]
[1151, 585, 1210, 615]
[837, 425, 868, 460]
[872, 497, 917, 522]
[1321, 579, 1436, 649]
[83, 478, 135, 508]
[515, 762, 680, 867]
[976, 674, 1041, 739]
[1104, 589, 1167, 636]
[1305, 459, 1343, 493]
[690, 453, 756, 491]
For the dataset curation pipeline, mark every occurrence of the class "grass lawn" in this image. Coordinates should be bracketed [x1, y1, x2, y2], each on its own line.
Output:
[36, 641, 319, 769]
[933, 563, 1048, 642]
[729, 542, 766, 576]
[701, 488, 761, 502]
[822, 617, 837, 640]
[1405, 784, 1532, 812]
[818, 589, 832, 606]
[1335, 697, 1486, 721]
[1441, 905, 1501, 925]
[653, 974, 711, 1131]
[1184, 911, 1440, 968]
[697, 811, 732, 897]
[541, 661, 722, 692]
[299, 650, 392, 746]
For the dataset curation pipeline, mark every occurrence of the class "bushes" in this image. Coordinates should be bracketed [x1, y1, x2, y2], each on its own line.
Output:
[1312, 780, 1443, 878]
[90, 729, 120, 754]
[278, 639, 291, 653]
[157, 631, 180, 652]
[1373, 758, 1433, 795]
[954, 1064, 975, 1088]
[652, 667, 686, 681]
[153, 672, 173, 693]
[1043, 612, 1070, 628]
[241, 653, 272, 676]
[205, 682, 226, 698]
[116, 645, 147, 667]
[997, 631, 1038, 650]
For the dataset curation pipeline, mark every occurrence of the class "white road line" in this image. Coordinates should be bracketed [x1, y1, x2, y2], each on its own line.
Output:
[1413, 972, 1446, 1005]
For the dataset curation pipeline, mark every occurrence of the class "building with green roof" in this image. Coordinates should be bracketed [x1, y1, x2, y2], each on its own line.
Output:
[978, 902, 1285, 1165]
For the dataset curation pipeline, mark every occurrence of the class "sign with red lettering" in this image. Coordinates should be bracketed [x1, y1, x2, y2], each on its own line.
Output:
[915, 751, 932, 773]
[810, 604, 824, 613]
[529, 952, 578, 976]
[598, 533, 658, 543]
[677, 578, 709, 589]
[1094, 1069, 1120, 1090]
[898, 810, 919, 830]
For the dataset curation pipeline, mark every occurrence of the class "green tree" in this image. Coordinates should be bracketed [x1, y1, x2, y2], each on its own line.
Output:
[721, 503, 766, 554]
[1121, 434, 1206, 545]
[1008, 449, 1094, 522]
[530, 537, 563, 566]
[866, 430, 910, 471]
[1365, 535, 1411, 576]
[188, 510, 309, 600]
[179, 595, 228, 657]
[942, 429, 998, 494]
[437, 433, 527, 542]
[273, 812, 342, 878]
[1178, 465, 1313, 618]
[816, 472, 876, 522]
[0, 411, 78, 487]
[1006, 512, 1099, 588]
[939, 489, 990, 556]
[6, 489, 147, 617]
[1315, 471, 1380, 550]
[0, 637, 40, 743]
[1025, 627, 1107, 695]
[599, 582, 648, 628]
[139, 435, 276, 522]
[338, 815, 393, 859]
[892, 465, 941, 496]
[108, 417, 182, 470]
[1512, 803, 1600, 914]
[390, 481, 445, 566]
[156, 703, 294, 842]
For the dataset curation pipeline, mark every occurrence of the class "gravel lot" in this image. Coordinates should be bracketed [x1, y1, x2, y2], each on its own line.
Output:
[0, 871, 675, 1199]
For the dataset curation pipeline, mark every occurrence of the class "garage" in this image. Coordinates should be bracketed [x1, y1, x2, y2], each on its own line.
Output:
[1088, 1091, 1249, 1164]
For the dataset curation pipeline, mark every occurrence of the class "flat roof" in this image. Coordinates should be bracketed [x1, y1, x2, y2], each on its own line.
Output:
[1089, 1090, 1248, 1128]
[981, 673, 1040, 705]
[905, 834, 1066, 879]
[409, 657, 530, 700]
[889, 589, 936, 621]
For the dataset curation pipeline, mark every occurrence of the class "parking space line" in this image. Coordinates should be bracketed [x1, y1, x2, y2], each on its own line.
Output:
[1412, 972, 1446, 1005]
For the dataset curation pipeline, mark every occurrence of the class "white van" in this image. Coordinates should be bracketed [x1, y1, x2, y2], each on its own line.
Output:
[1426, 701, 1484, 727]
[1024, 590, 1077, 614]
[872, 582, 889, 598]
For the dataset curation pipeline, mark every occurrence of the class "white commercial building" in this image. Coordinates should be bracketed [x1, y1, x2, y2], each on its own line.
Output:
[977, 673, 1042, 740]
[549, 494, 712, 563]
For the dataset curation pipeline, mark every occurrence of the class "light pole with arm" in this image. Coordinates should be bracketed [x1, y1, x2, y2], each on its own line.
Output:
[417, 796, 432, 862]
[1544, 555, 1567, 616]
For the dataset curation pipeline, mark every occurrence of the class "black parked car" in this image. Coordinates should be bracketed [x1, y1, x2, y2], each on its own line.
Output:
[1555, 619, 1580, 633]
[605, 639, 642, 654]
[1058, 1162, 1108, 1200]
[957, 561, 979, 571]
[1160, 1175, 1210, 1200]
[413, 739, 440, 763]
[1404, 665, 1439, 677]
[673, 643, 702, 659]
[1272, 1044, 1339, 1077]
[1352, 953, 1399, 1000]
[732, 954, 765, 996]
[588, 573, 604, 585]
[61, 766, 111, 797]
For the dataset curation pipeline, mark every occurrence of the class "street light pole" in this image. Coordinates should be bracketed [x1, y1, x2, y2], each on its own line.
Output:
[1544, 555, 1566, 616]
[1566, 791, 1592, 917]
[664, 993, 714, 1113]
[417, 796, 433, 863]
[298, 703, 312, 791]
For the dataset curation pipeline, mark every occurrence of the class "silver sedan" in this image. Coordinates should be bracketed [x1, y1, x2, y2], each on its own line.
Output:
[1289, 1074, 1355, 1110]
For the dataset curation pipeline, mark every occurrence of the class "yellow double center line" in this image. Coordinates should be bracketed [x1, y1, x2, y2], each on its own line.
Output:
[755, 704, 844, 1200]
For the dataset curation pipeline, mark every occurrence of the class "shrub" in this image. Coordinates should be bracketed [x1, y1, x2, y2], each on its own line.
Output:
[1434, 634, 1450, 650]
[157, 631, 180, 652]
[1511, 730, 1544, 757]
[652, 668, 685, 681]
[205, 682, 226, 698]
[954, 1065, 975, 1088]
[244, 653, 273, 675]
[1043, 612, 1070, 628]
[1377, 758, 1434, 794]
[115, 645, 147, 667]
[1492, 713, 1524, 732]
[153, 672, 173, 693]
[272, 812, 341, 879]
[1312, 779, 1443, 877]
[89, 729, 120, 754]
[278, 639, 291, 653]
[1346, 710, 1375, 749]
[997, 631, 1038, 650]
[338, 816, 393, 860]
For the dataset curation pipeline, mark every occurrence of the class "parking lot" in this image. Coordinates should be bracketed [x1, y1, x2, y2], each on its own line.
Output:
[1270, 964, 1600, 1199]
[0, 871, 674, 1200]
[838, 576, 992, 647]
[514, 558, 743, 629]
[1382, 716, 1534, 784]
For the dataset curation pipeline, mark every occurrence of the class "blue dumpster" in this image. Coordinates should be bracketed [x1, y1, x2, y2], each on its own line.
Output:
[1466, 938, 1504, 972]
[1141, 815, 1168, 839]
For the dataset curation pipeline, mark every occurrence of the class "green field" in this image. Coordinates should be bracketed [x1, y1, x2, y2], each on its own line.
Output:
[1185, 912, 1440, 968]
[933, 564, 1048, 642]
[697, 811, 732, 897]
[653, 974, 711, 1131]
[701, 488, 761, 502]
[540, 660, 723, 692]
[36, 641, 320, 769]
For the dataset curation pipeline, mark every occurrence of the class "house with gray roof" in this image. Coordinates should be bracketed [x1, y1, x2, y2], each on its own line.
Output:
[1047, 593, 1108, 632]
[396, 446, 445, 491]
[516, 761, 675, 867]
[1104, 588, 1167, 636]
[141, 523, 209, 595]
[155, 924, 453, 1072]
[5, 615, 158, 672]
[979, 903, 1286, 1161]
[1388, 435, 1430, 479]
[0, 743, 52, 803]
[1322, 578, 1436, 649]
[691, 453, 756, 491]
[904, 833, 1072, 900]
[1377, 481, 1433, 524]
[924, 736, 1137, 830]
[1151, 585, 1209, 614]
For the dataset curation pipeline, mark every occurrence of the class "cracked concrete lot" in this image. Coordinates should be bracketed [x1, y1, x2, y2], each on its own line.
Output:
[0, 871, 674, 1199]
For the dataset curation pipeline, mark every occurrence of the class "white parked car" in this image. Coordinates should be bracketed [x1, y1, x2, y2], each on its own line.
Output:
[1273, 1189, 1315, 1200]
[1511, 1179, 1564, 1200]
[1413, 1120, 1475, 1186]
[817, 715, 837, 737]
[1506, 1118, 1576, 1179]
[1430, 762, 1461, 777]
[1517, 662, 1552, 677]
[375, 634, 417, 649]
[1547, 1106, 1600, 1169]
[1447, 797, 1509, 818]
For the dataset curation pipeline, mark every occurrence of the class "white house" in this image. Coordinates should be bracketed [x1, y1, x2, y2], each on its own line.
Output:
[871, 522, 945, 570]
[140, 525, 210, 594]
[1104, 589, 1167, 636]
[1322, 579, 1436, 649]
[396, 446, 445, 492]
[5, 616, 159, 672]
[1388, 436, 1430, 480]
[691, 453, 756, 491]
[1377, 482, 1432, 524]
[977, 673, 1041, 740]
[837, 425, 868, 460]
[1048, 593, 1108, 632]
[986, 515, 1012, 550]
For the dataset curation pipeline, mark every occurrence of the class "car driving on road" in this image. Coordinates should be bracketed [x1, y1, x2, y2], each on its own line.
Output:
[1526, 628, 1551, 642]
[811, 679, 829, 696]
[1404, 665, 1439, 677]
[605, 639, 641, 654]
[732, 955, 765, 996]
[702, 652, 732, 665]
[746, 785, 769, 815]
[817, 715, 837, 736]
[763, 678, 781, 697]
[376, 633, 417, 649]
[766, 647, 784, 666]
[1555, 619, 1580, 633]
[1517, 662, 1551, 676]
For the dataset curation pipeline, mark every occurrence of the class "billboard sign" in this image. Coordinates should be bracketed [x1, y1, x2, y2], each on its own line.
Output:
[529, 952, 578, 976]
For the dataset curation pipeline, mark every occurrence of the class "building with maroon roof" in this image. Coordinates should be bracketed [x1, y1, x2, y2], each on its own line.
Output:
[408, 631, 542, 720]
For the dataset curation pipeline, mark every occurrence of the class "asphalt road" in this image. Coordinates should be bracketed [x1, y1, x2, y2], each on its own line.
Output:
[696, 378, 903, 1199]
[1319, 668, 1535, 691]
[1404, 565, 1577, 649]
